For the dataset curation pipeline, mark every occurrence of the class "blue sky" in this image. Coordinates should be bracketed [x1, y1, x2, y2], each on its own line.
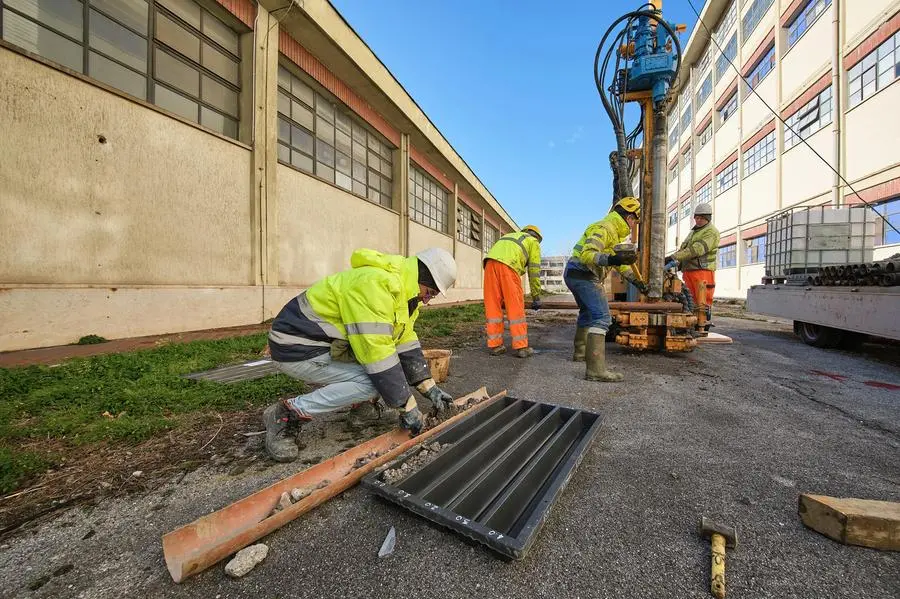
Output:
[331, 0, 701, 256]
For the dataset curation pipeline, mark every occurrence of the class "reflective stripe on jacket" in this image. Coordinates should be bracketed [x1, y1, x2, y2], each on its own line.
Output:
[673, 223, 720, 271]
[268, 249, 430, 408]
[569, 211, 635, 281]
[485, 231, 543, 297]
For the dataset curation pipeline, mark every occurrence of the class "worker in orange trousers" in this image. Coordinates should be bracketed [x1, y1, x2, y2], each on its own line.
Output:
[483, 225, 543, 358]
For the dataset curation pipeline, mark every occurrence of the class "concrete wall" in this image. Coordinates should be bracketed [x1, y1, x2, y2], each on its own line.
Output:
[0, 50, 253, 287]
[716, 118, 739, 162]
[742, 76, 776, 135]
[741, 162, 777, 222]
[696, 143, 714, 179]
[781, 8, 832, 99]
[845, 0, 896, 43]
[844, 82, 900, 182]
[715, 186, 740, 231]
[781, 128, 832, 205]
[276, 165, 400, 286]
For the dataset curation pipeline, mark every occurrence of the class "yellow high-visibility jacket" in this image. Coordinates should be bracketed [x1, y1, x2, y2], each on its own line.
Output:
[485, 231, 543, 297]
[570, 211, 635, 281]
[268, 249, 428, 408]
[673, 223, 720, 271]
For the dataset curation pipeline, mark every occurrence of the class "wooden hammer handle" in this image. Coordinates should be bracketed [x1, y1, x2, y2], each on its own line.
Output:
[710, 532, 726, 599]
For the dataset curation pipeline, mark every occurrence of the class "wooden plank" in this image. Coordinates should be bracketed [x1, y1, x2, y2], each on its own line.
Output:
[799, 494, 900, 551]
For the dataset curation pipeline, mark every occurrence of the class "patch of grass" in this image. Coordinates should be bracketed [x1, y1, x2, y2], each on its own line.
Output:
[0, 333, 303, 446]
[75, 334, 108, 345]
[0, 447, 52, 495]
[417, 303, 484, 338]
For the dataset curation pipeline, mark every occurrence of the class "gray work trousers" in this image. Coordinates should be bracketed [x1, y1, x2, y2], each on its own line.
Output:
[274, 354, 378, 417]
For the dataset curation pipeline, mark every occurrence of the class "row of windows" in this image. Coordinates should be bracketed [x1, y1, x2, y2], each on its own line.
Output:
[696, 73, 712, 106]
[874, 198, 900, 245]
[668, 122, 679, 149]
[719, 92, 738, 123]
[680, 104, 692, 132]
[715, 1, 738, 46]
[742, 0, 774, 41]
[483, 222, 499, 251]
[680, 197, 693, 220]
[717, 161, 738, 193]
[716, 237, 766, 269]
[699, 123, 712, 147]
[788, 0, 831, 47]
[409, 167, 448, 233]
[668, 210, 677, 227]
[0, 0, 242, 138]
[784, 86, 832, 149]
[743, 131, 776, 177]
[457, 202, 481, 247]
[848, 30, 900, 108]
[746, 45, 775, 90]
[716, 33, 737, 80]
[697, 181, 711, 205]
[277, 65, 393, 209]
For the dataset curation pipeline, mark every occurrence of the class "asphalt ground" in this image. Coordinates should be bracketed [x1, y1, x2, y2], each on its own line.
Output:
[1, 313, 898, 599]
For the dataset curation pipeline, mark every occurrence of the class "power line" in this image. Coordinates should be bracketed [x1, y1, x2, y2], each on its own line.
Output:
[683, 0, 899, 236]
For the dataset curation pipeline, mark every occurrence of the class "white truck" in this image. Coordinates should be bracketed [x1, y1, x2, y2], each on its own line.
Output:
[744, 206, 900, 347]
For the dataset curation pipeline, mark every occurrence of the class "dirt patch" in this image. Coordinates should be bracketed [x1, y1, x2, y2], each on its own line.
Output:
[0, 401, 396, 540]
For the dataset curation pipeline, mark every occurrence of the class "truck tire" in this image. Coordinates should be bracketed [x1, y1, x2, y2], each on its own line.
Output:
[795, 321, 844, 348]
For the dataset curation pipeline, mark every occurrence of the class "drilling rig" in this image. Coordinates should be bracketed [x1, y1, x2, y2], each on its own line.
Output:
[594, 1, 703, 352]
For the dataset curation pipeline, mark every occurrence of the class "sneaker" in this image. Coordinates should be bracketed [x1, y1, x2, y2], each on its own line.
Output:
[489, 346, 507, 356]
[263, 402, 300, 462]
[514, 347, 535, 358]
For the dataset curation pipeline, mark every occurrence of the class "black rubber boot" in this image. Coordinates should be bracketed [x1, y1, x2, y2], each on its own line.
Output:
[263, 402, 300, 462]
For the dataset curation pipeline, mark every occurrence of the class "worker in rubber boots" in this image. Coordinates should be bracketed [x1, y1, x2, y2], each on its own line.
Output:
[262, 248, 458, 463]
[666, 202, 720, 329]
[564, 197, 648, 382]
[483, 225, 544, 358]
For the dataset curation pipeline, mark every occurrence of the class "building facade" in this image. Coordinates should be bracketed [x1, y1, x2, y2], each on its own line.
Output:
[0, 0, 519, 351]
[539, 256, 567, 293]
[665, 0, 900, 298]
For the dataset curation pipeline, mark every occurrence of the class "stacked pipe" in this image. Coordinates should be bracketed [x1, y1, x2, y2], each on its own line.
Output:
[816, 259, 899, 287]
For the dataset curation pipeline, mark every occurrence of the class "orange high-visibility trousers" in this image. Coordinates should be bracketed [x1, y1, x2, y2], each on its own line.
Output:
[483, 259, 528, 350]
[683, 269, 716, 306]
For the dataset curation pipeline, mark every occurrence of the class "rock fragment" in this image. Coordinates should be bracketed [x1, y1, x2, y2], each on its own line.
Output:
[224, 544, 269, 578]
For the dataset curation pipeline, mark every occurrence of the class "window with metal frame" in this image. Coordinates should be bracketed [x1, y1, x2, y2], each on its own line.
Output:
[717, 161, 737, 193]
[669, 163, 678, 183]
[719, 91, 738, 123]
[0, 0, 243, 138]
[874, 197, 900, 245]
[745, 235, 766, 264]
[718, 243, 737, 268]
[743, 130, 775, 176]
[409, 166, 448, 233]
[847, 31, 900, 108]
[483, 222, 498, 251]
[746, 44, 775, 89]
[681, 146, 692, 180]
[680, 197, 693, 220]
[787, 0, 831, 47]
[696, 73, 712, 106]
[277, 65, 394, 207]
[715, 1, 737, 45]
[457, 202, 482, 247]
[698, 123, 712, 147]
[741, 0, 774, 41]
[784, 85, 832, 149]
[668, 209, 678, 227]
[680, 102, 692, 132]
[716, 33, 737, 79]
[697, 44, 711, 74]
[697, 180, 711, 205]
[668, 116, 679, 149]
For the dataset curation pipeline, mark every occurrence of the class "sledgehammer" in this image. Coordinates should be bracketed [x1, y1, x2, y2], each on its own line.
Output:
[699, 517, 738, 599]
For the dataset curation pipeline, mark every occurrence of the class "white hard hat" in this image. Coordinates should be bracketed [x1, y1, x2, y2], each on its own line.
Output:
[415, 247, 457, 295]
[694, 202, 713, 217]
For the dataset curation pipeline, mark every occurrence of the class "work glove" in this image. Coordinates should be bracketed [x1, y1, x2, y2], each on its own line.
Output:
[664, 258, 679, 272]
[632, 279, 649, 295]
[602, 251, 637, 267]
[398, 396, 423, 435]
[665, 255, 675, 264]
[417, 379, 453, 413]
[531, 297, 542, 311]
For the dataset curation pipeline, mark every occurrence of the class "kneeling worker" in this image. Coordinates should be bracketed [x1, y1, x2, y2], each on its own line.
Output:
[564, 197, 647, 382]
[483, 225, 544, 357]
[262, 248, 457, 462]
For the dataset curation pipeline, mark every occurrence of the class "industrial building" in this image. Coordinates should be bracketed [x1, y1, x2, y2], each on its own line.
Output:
[665, 0, 900, 298]
[539, 256, 567, 293]
[0, 0, 519, 351]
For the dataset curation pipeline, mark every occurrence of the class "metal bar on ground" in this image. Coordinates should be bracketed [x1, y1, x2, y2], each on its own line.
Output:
[161, 388, 505, 583]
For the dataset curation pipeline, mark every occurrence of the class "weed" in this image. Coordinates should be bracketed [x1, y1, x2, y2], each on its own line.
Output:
[75, 335, 108, 345]
[0, 447, 52, 495]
